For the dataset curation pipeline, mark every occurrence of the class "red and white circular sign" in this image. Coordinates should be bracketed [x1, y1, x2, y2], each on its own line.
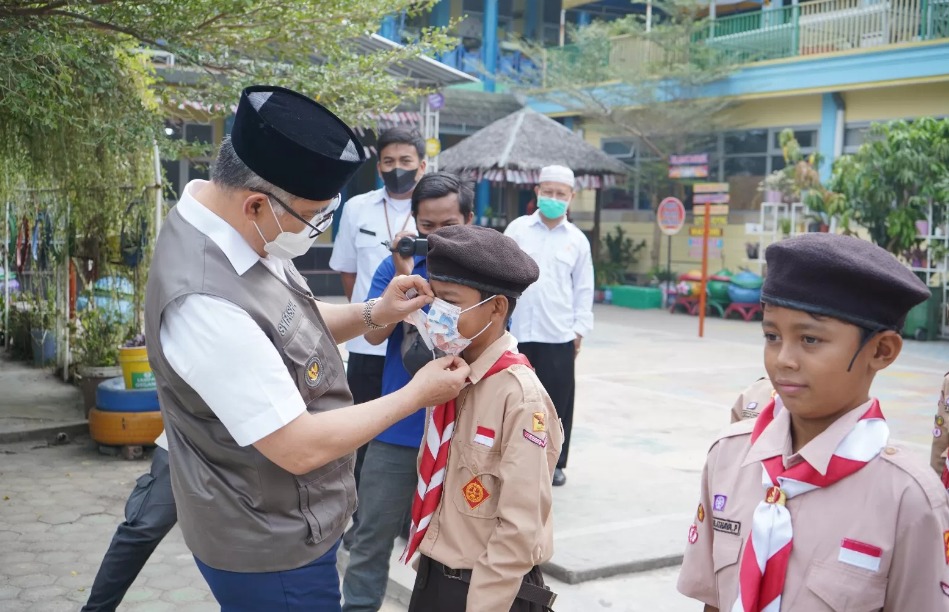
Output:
[657, 197, 686, 236]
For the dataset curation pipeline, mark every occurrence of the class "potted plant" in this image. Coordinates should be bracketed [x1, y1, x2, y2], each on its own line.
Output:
[758, 170, 794, 204]
[28, 293, 58, 368]
[118, 332, 154, 390]
[73, 304, 128, 416]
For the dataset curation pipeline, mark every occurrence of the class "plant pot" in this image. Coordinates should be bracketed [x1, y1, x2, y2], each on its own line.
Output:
[77, 365, 123, 418]
[30, 329, 57, 367]
[118, 346, 155, 390]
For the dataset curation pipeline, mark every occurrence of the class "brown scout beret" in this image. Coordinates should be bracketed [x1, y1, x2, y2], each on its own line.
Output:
[762, 233, 930, 331]
[426, 225, 540, 297]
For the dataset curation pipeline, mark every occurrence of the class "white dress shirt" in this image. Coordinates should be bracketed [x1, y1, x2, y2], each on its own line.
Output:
[504, 211, 595, 344]
[329, 187, 416, 356]
[158, 180, 306, 447]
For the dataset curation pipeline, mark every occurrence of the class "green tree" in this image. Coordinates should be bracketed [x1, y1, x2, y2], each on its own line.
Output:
[0, 0, 453, 276]
[513, 0, 739, 267]
[831, 118, 949, 256]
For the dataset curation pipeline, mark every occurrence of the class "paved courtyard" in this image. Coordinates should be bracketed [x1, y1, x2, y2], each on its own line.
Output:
[1, 304, 947, 610]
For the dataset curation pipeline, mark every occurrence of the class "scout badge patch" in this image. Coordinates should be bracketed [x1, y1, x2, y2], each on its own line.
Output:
[463, 476, 490, 509]
[304, 356, 323, 387]
[837, 539, 882, 572]
[473, 426, 495, 448]
[523, 429, 546, 448]
[532, 412, 545, 432]
[687, 524, 698, 544]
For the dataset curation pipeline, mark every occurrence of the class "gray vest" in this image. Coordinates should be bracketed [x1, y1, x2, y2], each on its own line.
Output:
[144, 207, 356, 572]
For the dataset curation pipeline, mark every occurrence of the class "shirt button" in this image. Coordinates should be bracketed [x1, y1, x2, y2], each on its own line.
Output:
[884, 447, 898, 455]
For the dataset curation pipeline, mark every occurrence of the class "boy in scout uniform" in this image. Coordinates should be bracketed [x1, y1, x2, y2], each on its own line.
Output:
[678, 233, 949, 611]
[403, 224, 562, 612]
[931, 372, 949, 480]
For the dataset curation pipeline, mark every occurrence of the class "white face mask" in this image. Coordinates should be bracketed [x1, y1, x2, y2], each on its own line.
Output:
[253, 198, 318, 260]
[425, 295, 496, 356]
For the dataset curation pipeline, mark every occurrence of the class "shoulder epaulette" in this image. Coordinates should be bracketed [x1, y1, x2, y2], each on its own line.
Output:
[879, 445, 949, 511]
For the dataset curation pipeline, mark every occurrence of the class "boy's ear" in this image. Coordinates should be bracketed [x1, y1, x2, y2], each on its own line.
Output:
[869, 330, 902, 372]
[492, 295, 509, 321]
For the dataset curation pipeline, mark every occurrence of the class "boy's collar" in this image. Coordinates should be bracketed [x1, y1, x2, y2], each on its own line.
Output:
[742, 398, 876, 476]
[466, 332, 518, 385]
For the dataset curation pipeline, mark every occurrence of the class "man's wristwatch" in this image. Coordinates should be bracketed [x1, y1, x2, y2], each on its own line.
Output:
[364, 298, 386, 330]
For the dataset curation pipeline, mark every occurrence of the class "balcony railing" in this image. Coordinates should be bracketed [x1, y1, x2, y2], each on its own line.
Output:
[698, 0, 947, 63]
[540, 0, 948, 87]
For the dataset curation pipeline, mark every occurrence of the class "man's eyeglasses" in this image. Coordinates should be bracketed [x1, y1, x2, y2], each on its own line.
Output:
[264, 192, 341, 238]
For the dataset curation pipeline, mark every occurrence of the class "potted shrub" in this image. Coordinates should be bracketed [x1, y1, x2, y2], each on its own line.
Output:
[73, 305, 127, 416]
[28, 293, 58, 368]
[118, 332, 155, 390]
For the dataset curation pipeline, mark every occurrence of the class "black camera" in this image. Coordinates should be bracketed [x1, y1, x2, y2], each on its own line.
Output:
[389, 236, 428, 257]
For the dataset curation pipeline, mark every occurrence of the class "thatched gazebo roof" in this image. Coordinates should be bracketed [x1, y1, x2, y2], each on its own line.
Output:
[437, 107, 628, 190]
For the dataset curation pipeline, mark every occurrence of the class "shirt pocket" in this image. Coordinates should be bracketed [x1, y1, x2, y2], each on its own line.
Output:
[555, 247, 578, 270]
[451, 444, 502, 520]
[801, 558, 887, 611]
[283, 317, 341, 407]
[713, 533, 742, 604]
[296, 454, 356, 545]
[355, 228, 382, 251]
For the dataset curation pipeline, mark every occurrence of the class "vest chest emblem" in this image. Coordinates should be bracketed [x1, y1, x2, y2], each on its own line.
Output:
[304, 356, 324, 388]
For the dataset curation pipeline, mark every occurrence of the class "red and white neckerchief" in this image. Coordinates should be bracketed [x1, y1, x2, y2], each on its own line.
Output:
[732, 397, 889, 612]
[401, 351, 532, 564]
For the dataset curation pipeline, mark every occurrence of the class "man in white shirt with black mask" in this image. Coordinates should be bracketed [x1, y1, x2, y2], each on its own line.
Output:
[329, 127, 426, 542]
[504, 165, 594, 487]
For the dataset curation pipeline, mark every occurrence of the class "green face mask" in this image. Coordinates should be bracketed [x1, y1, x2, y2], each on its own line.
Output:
[537, 196, 569, 220]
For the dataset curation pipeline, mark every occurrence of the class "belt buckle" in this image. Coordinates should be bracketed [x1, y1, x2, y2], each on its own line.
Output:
[443, 566, 463, 581]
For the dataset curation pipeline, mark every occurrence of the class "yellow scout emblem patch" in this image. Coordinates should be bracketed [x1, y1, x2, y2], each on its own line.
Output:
[696, 504, 705, 523]
[304, 356, 323, 388]
[532, 412, 546, 432]
[463, 476, 490, 510]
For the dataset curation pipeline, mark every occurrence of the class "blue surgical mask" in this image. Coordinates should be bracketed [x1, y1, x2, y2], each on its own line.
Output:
[537, 196, 569, 220]
[426, 295, 496, 356]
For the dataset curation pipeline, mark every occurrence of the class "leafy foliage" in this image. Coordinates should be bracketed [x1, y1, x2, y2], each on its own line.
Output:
[596, 225, 647, 285]
[72, 303, 129, 367]
[831, 118, 949, 255]
[0, 0, 454, 331]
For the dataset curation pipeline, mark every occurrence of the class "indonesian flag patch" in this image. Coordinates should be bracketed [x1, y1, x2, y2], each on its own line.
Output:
[473, 426, 495, 448]
[838, 538, 882, 572]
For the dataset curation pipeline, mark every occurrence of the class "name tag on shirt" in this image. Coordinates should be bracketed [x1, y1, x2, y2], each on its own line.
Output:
[359, 228, 376, 236]
[838, 539, 882, 572]
[473, 426, 495, 448]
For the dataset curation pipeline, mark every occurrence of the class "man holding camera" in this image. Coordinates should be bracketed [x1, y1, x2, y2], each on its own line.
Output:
[341, 172, 474, 612]
[330, 127, 426, 541]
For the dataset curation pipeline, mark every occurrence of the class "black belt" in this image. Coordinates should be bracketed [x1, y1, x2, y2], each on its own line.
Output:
[437, 561, 558, 610]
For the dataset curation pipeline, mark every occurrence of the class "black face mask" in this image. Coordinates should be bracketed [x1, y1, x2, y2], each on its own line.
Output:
[382, 168, 419, 195]
[401, 327, 446, 377]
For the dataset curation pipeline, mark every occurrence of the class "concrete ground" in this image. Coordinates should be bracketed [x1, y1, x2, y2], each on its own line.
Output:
[1, 304, 946, 610]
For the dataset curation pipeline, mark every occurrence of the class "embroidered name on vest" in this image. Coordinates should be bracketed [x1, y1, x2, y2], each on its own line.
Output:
[713, 517, 741, 535]
[277, 301, 297, 336]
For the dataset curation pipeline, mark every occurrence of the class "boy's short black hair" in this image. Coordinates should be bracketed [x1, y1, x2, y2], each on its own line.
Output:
[411, 172, 474, 218]
[377, 127, 425, 161]
[481, 290, 517, 327]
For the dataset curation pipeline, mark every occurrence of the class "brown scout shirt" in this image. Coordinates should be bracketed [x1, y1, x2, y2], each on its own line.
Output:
[930, 372, 949, 476]
[729, 377, 776, 424]
[417, 332, 563, 612]
[679, 399, 949, 611]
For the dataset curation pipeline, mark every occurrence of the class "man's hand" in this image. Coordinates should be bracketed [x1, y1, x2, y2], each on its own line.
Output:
[574, 333, 582, 359]
[391, 230, 418, 277]
[372, 274, 434, 326]
[406, 355, 470, 407]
